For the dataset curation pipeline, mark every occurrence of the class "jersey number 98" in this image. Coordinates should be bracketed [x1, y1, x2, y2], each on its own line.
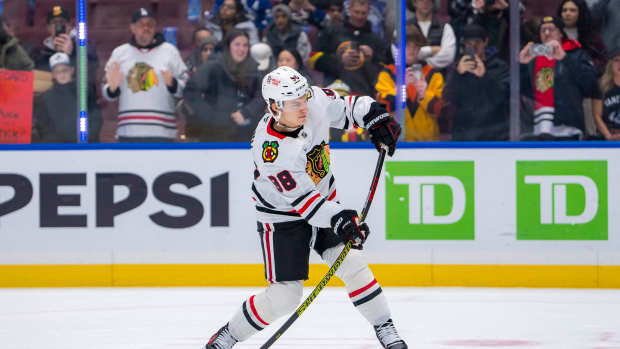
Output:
[268, 170, 296, 192]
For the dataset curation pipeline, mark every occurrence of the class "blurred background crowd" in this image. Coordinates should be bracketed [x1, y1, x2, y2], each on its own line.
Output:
[1, 0, 619, 143]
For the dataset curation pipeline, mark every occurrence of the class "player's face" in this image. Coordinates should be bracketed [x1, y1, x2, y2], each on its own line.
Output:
[280, 94, 309, 127]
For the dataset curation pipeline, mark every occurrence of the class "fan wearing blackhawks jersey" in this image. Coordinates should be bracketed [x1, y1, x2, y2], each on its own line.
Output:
[204, 66, 406, 349]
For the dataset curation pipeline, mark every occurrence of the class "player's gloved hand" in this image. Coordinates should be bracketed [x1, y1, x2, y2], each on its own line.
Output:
[331, 209, 370, 248]
[363, 102, 401, 157]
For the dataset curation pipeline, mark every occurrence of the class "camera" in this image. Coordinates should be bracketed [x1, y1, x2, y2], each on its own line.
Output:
[54, 23, 66, 37]
[530, 44, 553, 57]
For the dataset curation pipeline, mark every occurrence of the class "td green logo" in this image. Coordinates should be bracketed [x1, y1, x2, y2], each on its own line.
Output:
[516, 161, 607, 240]
[385, 161, 475, 240]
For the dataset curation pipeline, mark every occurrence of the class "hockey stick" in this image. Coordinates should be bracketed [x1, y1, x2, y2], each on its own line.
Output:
[259, 145, 388, 349]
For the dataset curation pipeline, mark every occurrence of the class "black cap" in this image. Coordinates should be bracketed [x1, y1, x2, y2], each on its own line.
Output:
[47, 5, 70, 23]
[538, 16, 567, 37]
[131, 8, 155, 23]
[462, 24, 488, 41]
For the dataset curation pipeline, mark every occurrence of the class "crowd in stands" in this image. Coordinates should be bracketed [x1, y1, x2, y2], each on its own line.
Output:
[1, 0, 620, 143]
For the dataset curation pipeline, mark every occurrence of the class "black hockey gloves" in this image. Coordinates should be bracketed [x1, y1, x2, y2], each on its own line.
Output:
[363, 102, 401, 157]
[331, 209, 370, 248]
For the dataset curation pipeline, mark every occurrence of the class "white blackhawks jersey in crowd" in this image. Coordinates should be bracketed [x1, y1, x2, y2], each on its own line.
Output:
[250, 86, 376, 228]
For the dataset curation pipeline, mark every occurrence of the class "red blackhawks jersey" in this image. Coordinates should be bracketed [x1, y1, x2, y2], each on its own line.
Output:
[250, 86, 376, 227]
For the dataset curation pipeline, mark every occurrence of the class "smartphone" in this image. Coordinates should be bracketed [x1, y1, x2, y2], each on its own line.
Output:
[410, 64, 423, 80]
[349, 41, 360, 52]
[530, 44, 552, 57]
[55, 22, 66, 37]
[462, 47, 478, 69]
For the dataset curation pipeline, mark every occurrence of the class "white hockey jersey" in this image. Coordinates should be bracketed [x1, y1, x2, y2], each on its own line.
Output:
[250, 86, 376, 228]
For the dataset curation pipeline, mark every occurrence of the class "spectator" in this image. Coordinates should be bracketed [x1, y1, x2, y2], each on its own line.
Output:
[407, 0, 457, 70]
[263, 4, 312, 62]
[312, 0, 386, 81]
[375, 25, 444, 141]
[593, 48, 620, 140]
[213, 0, 273, 33]
[102, 8, 188, 143]
[325, 40, 382, 95]
[32, 5, 98, 86]
[519, 16, 598, 140]
[557, 0, 607, 138]
[448, 0, 477, 43]
[288, 0, 329, 29]
[192, 27, 214, 50]
[325, 0, 345, 27]
[183, 29, 263, 142]
[445, 24, 509, 141]
[0, 15, 34, 70]
[557, 0, 607, 75]
[589, 0, 620, 56]
[0, 14, 16, 37]
[32, 53, 102, 143]
[343, 0, 386, 38]
[276, 48, 312, 83]
[205, 0, 260, 45]
[251, 42, 275, 74]
[469, 0, 512, 63]
[449, 0, 529, 61]
[185, 35, 218, 75]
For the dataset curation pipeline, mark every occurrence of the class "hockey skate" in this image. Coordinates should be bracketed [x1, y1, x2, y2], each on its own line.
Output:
[374, 319, 408, 349]
[204, 323, 237, 349]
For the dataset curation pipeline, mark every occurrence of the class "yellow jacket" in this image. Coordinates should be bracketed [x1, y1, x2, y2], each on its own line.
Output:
[375, 64, 444, 141]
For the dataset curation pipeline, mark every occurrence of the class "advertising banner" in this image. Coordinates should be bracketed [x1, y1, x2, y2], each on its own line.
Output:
[0, 145, 618, 287]
[0, 70, 33, 143]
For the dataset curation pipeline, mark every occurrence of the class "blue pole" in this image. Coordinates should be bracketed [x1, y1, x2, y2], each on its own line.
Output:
[76, 0, 88, 143]
[394, 0, 406, 139]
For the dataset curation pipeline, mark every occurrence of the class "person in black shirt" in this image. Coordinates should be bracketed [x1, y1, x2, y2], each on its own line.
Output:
[594, 48, 620, 140]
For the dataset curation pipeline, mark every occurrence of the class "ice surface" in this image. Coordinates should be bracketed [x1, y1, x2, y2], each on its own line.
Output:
[1, 287, 620, 348]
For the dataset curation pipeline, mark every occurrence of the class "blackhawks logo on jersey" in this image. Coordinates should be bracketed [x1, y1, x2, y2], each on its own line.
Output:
[306, 142, 330, 184]
[535, 67, 554, 93]
[262, 141, 279, 163]
[127, 62, 159, 93]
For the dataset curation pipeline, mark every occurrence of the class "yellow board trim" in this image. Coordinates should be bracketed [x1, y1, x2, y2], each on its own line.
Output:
[1, 264, 619, 288]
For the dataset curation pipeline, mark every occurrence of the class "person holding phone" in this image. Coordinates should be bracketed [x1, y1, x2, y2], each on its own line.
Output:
[375, 25, 444, 141]
[31, 5, 99, 91]
[518, 16, 598, 140]
[444, 24, 509, 141]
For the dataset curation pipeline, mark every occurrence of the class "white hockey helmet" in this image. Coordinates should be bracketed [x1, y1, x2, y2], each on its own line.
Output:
[262, 66, 309, 120]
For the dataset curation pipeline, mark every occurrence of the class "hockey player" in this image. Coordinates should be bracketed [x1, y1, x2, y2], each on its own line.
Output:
[204, 66, 406, 349]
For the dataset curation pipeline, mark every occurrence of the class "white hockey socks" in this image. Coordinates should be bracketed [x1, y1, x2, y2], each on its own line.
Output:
[227, 281, 303, 341]
[322, 245, 391, 326]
